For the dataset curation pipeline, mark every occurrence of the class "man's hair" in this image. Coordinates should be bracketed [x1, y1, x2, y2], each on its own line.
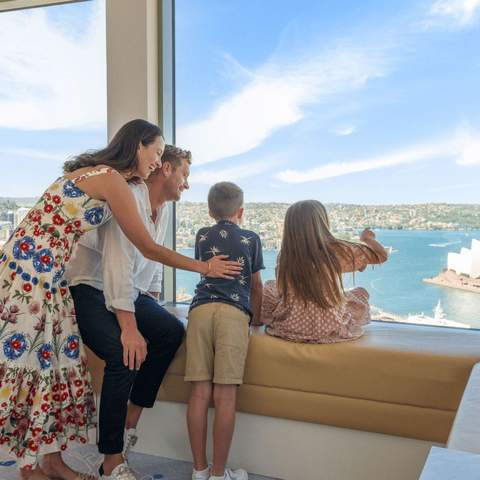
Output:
[208, 182, 244, 220]
[149, 144, 192, 178]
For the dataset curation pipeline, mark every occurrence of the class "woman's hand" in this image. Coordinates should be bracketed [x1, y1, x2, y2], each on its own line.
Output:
[121, 325, 148, 370]
[205, 254, 243, 279]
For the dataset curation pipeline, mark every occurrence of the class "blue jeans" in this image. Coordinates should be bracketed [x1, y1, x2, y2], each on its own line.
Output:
[70, 284, 184, 454]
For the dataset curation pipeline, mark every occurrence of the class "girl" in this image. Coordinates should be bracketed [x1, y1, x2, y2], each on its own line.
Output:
[0, 119, 241, 480]
[259, 200, 388, 344]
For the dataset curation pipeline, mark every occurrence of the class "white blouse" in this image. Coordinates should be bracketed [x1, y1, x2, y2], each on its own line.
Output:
[66, 182, 169, 313]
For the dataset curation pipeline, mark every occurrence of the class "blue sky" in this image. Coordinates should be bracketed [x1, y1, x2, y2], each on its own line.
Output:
[0, 0, 479, 203]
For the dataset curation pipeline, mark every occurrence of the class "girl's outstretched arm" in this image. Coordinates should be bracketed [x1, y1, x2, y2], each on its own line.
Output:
[335, 229, 388, 273]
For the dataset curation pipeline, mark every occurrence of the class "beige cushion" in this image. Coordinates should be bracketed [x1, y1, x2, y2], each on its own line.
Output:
[86, 321, 480, 443]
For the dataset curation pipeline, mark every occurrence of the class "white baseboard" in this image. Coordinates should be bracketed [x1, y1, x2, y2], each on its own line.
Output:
[134, 400, 437, 480]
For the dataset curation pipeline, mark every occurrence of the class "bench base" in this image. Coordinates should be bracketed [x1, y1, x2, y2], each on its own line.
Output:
[133, 400, 437, 480]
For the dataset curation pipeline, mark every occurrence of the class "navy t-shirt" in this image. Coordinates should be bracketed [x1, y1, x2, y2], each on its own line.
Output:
[189, 220, 264, 317]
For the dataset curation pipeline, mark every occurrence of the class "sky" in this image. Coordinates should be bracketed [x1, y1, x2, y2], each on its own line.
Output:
[0, 0, 479, 203]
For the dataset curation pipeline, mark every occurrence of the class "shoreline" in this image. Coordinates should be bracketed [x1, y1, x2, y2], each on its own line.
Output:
[424, 270, 480, 295]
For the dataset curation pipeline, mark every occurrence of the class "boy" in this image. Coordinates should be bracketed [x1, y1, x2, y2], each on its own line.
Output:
[185, 182, 264, 480]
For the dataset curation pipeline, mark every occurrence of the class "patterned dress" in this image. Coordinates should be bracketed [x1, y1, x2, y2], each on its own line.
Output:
[0, 168, 114, 468]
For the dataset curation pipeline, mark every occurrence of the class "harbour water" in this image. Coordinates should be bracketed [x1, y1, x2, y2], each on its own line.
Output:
[177, 229, 480, 329]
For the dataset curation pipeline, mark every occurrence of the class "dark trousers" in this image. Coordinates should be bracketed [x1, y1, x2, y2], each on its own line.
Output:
[70, 284, 184, 454]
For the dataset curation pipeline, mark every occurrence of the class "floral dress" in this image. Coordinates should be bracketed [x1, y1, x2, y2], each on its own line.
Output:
[0, 168, 115, 468]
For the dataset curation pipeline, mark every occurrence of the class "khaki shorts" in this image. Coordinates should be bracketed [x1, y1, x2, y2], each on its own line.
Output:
[185, 302, 250, 385]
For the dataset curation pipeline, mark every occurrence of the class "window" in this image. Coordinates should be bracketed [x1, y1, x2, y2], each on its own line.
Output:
[174, 0, 480, 328]
[0, 0, 107, 244]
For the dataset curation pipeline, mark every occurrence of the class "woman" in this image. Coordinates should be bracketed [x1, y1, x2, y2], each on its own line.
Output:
[0, 119, 240, 480]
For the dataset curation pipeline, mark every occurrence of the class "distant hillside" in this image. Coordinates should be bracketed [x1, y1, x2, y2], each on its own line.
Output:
[0, 197, 38, 207]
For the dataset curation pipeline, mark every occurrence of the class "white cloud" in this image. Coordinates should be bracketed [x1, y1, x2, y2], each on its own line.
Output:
[275, 128, 480, 183]
[178, 43, 391, 166]
[0, 1, 106, 130]
[427, 0, 480, 27]
[0, 147, 66, 162]
[334, 125, 357, 136]
[454, 130, 480, 165]
[189, 161, 275, 185]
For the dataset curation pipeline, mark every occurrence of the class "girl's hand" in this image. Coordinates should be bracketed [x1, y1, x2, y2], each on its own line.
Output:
[206, 255, 243, 279]
[360, 228, 376, 242]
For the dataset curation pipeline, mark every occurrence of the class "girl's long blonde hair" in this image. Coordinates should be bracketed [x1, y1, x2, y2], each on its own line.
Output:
[277, 200, 373, 309]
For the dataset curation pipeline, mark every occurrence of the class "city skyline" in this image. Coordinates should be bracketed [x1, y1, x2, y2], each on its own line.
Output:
[0, 0, 479, 204]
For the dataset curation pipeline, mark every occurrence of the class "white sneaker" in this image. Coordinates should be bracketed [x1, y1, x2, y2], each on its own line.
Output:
[209, 468, 248, 480]
[192, 466, 210, 480]
[123, 428, 138, 462]
[99, 462, 137, 480]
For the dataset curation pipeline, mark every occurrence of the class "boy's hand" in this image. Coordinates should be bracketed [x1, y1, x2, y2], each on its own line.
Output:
[360, 228, 376, 242]
[206, 255, 242, 279]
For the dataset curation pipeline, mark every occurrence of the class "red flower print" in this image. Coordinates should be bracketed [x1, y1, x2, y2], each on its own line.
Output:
[52, 195, 61, 204]
[10, 272, 16, 280]
[60, 445, 67, 451]
[74, 220, 81, 228]
[46, 291, 52, 300]
[23, 283, 32, 292]
[10, 305, 19, 314]
[64, 225, 73, 234]
[74, 380, 82, 387]
[53, 214, 64, 226]
[41, 403, 49, 412]
[44, 204, 53, 213]
[28, 441, 38, 452]
[48, 226, 56, 234]
[60, 288, 67, 296]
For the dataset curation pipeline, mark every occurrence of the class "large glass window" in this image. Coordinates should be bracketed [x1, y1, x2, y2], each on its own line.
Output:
[0, 0, 107, 244]
[175, 0, 480, 328]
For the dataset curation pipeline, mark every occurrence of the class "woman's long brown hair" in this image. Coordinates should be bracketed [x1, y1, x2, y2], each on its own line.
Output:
[277, 200, 377, 309]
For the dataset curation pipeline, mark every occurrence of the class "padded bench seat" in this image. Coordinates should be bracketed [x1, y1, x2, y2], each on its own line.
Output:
[86, 319, 480, 443]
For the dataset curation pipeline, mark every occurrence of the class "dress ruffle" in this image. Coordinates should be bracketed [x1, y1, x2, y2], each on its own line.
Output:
[0, 357, 96, 469]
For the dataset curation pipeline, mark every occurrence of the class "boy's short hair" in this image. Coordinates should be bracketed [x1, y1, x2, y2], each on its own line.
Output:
[208, 182, 244, 220]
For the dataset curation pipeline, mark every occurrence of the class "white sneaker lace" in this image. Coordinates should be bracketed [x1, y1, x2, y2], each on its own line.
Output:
[111, 464, 137, 480]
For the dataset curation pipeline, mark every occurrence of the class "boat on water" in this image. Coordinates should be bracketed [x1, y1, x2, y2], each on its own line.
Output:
[372, 300, 470, 329]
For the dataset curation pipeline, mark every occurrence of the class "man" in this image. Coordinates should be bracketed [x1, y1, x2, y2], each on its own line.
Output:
[67, 145, 191, 480]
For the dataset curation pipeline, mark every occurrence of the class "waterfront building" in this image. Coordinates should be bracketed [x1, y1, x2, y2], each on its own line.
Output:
[448, 239, 480, 279]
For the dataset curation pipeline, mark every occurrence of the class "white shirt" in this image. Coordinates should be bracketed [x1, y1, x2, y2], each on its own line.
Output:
[66, 182, 169, 313]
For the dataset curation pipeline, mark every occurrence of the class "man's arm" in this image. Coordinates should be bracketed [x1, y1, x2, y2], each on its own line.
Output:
[250, 271, 263, 326]
[100, 186, 150, 369]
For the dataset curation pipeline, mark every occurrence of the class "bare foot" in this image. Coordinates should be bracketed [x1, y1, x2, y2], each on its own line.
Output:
[20, 466, 50, 480]
[42, 452, 95, 480]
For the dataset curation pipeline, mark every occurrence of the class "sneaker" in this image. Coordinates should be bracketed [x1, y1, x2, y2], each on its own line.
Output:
[99, 462, 137, 480]
[192, 466, 210, 480]
[209, 468, 248, 480]
[123, 428, 138, 462]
